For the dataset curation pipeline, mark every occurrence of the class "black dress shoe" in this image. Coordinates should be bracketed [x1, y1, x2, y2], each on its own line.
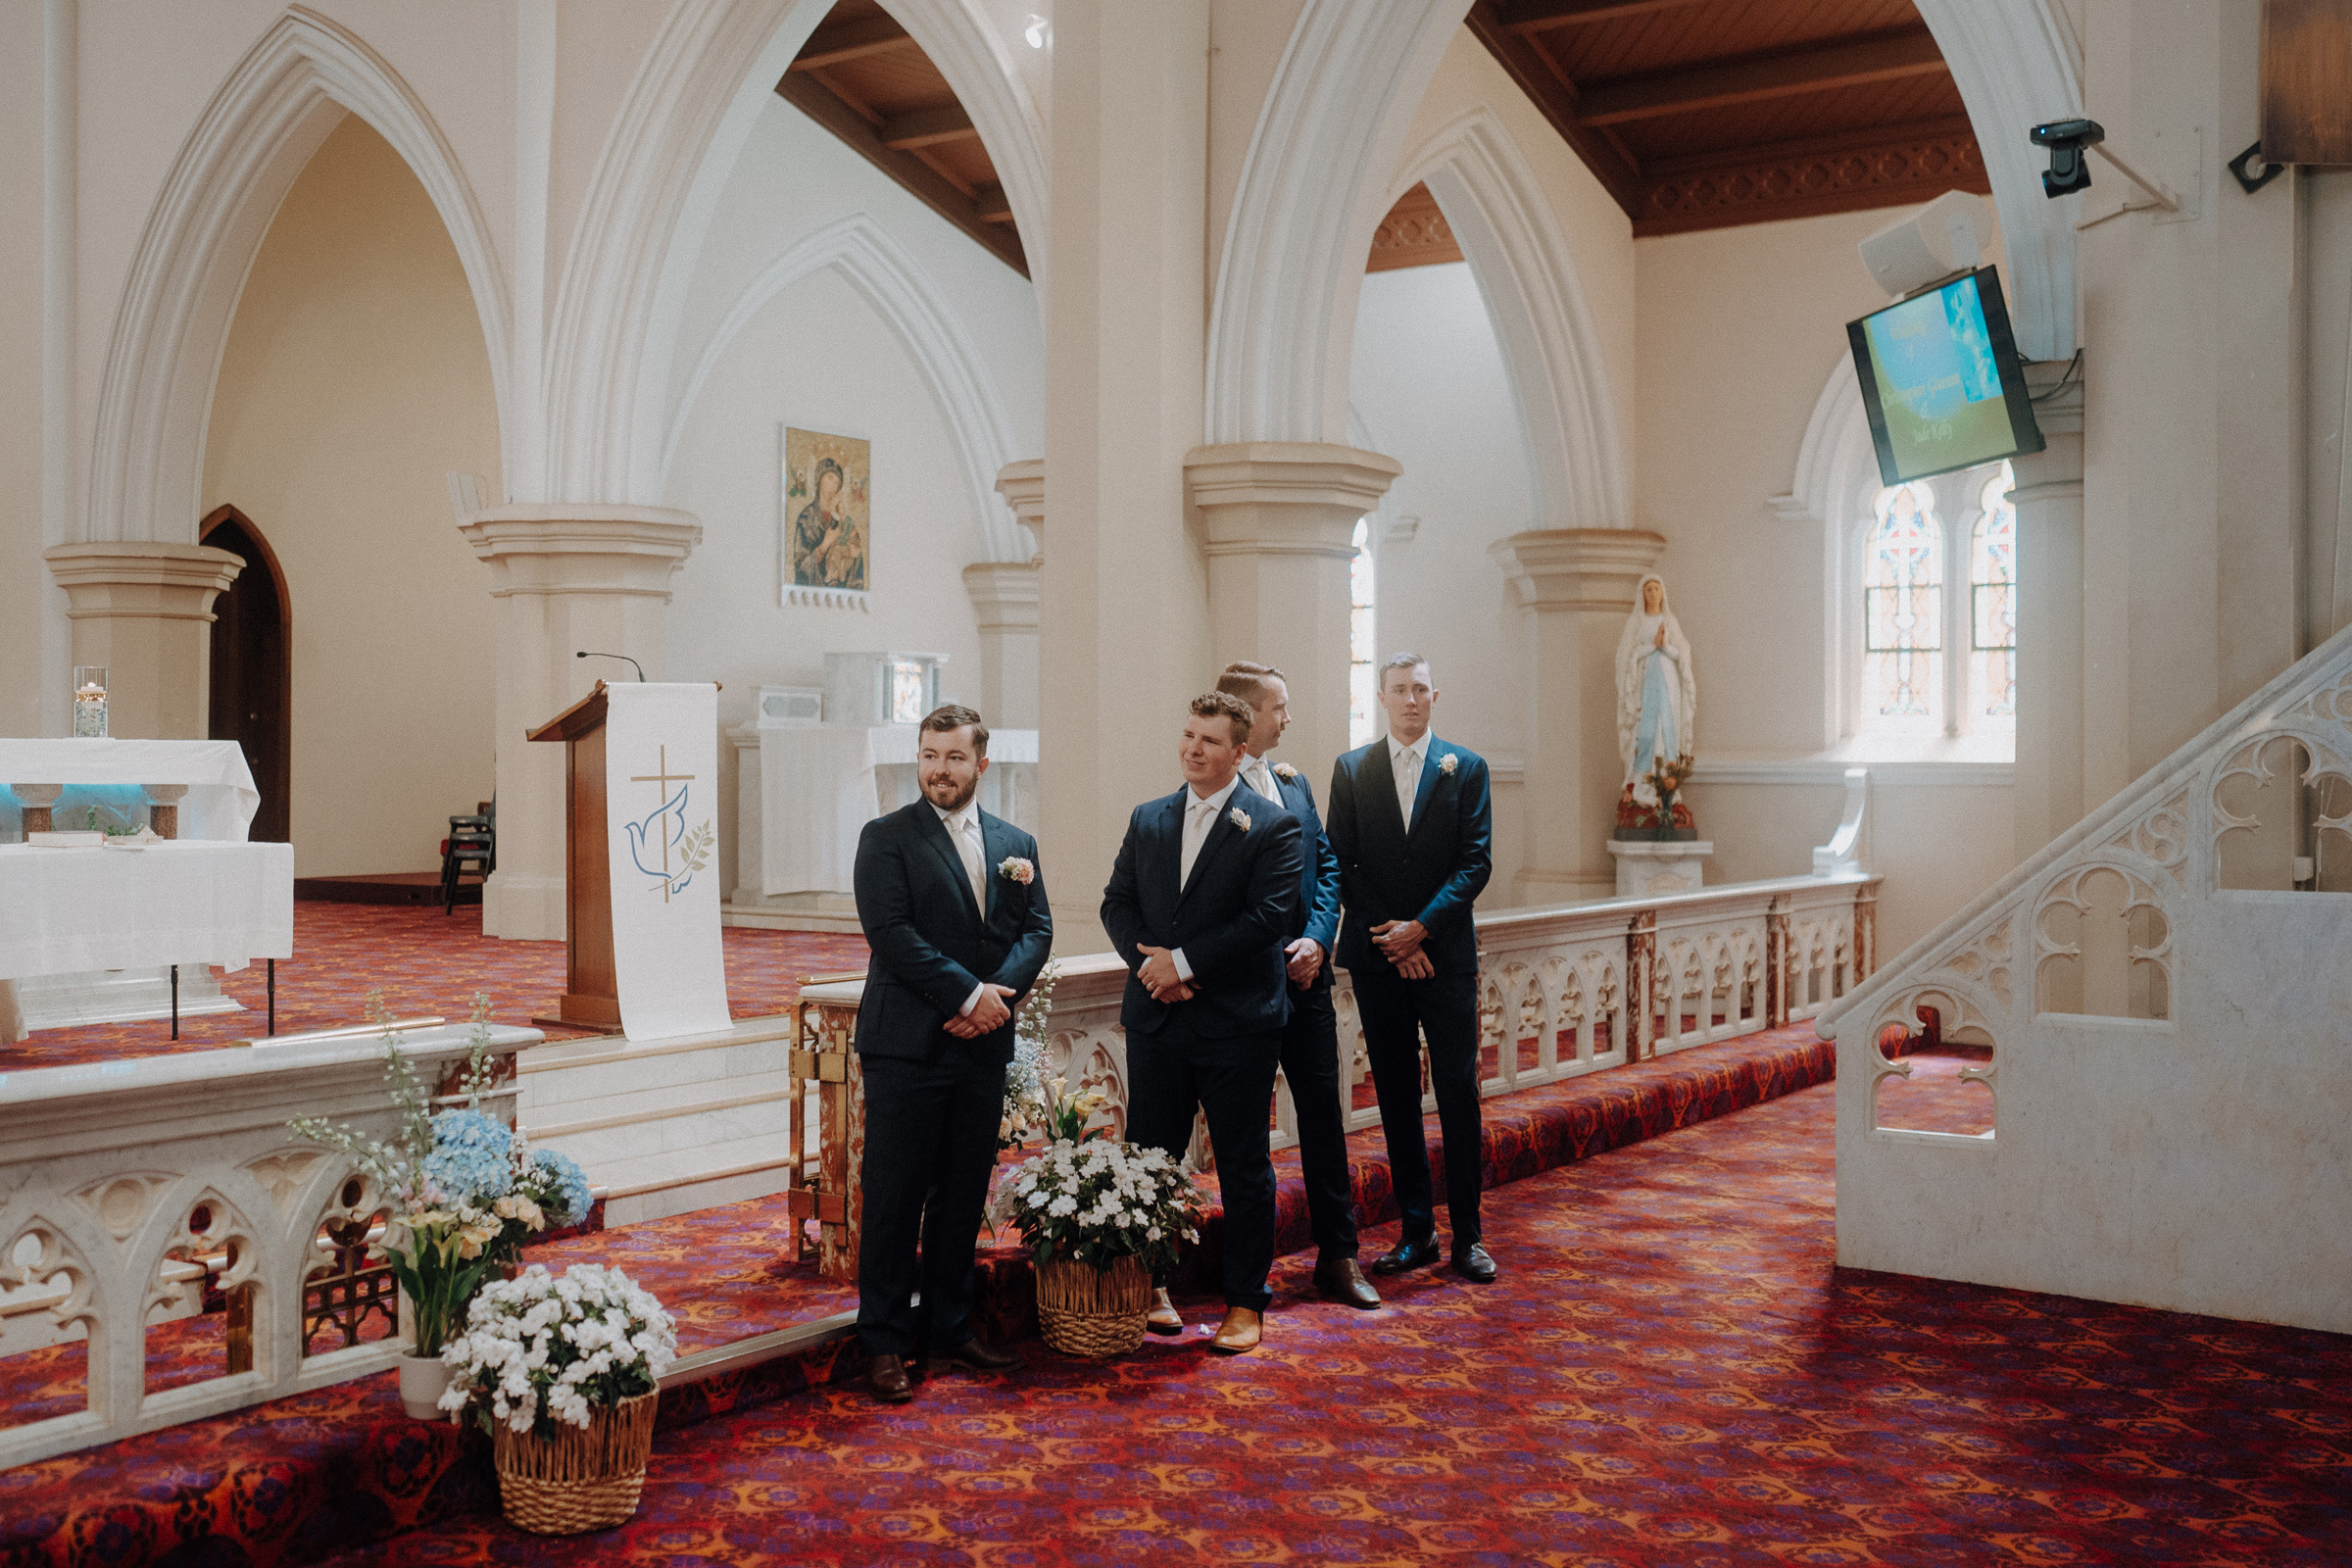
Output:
[1313, 1256, 1382, 1308]
[1453, 1243, 1497, 1283]
[1367, 1235, 1441, 1275]
[867, 1353, 914, 1403]
[931, 1337, 1024, 1372]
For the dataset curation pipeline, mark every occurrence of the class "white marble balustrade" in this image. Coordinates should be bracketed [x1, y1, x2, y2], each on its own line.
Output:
[0, 1021, 540, 1468]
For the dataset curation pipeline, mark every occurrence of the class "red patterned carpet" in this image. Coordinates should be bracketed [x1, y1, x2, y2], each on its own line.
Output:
[0, 903, 869, 1072]
[318, 1082, 2352, 1568]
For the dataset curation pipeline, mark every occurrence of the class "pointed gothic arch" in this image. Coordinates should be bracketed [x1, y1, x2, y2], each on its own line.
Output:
[542, 0, 1048, 506]
[661, 213, 1025, 563]
[83, 6, 510, 546]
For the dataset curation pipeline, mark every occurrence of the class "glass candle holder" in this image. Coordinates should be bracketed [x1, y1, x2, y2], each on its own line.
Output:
[73, 666, 108, 738]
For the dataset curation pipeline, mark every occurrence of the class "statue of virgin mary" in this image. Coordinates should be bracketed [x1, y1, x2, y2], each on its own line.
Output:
[1615, 573, 1696, 787]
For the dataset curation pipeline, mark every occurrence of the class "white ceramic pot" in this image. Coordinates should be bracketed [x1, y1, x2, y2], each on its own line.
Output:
[398, 1351, 455, 1421]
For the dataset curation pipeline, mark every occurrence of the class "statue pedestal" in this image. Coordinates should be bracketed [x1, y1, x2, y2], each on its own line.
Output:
[1608, 840, 1713, 900]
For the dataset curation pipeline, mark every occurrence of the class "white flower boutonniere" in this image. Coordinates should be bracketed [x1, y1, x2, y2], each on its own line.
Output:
[998, 856, 1035, 885]
[1273, 761, 1298, 781]
[1228, 807, 1252, 833]
[1438, 753, 1458, 776]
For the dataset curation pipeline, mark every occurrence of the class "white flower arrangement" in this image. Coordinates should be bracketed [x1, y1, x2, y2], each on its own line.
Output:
[1438, 752, 1458, 775]
[1228, 806, 1251, 832]
[986, 1134, 1207, 1274]
[1273, 761, 1298, 780]
[439, 1263, 678, 1436]
[998, 855, 1035, 885]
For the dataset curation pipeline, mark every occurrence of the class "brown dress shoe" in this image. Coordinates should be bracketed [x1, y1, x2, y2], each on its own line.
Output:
[867, 1353, 914, 1403]
[1146, 1287, 1184, 1335]
[1453, 1242, 1497, 1283]
[932, 1337, 1024, 1372]
[1313, 1256, 1382, 1309]
[1208, 1307, 1262, 1353]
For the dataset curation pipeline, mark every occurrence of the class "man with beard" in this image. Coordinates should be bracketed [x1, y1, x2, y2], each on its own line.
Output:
[850, 705, 1052, 1402]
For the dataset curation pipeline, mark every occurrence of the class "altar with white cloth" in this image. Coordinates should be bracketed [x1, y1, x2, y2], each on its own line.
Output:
[0, 841, 294, 1044]
[0, 738, 269, 1040]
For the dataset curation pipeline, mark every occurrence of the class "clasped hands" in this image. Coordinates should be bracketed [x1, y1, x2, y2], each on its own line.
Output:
[944, 983, 1016, 1039]
[1372, 918, 1435, 980]
[1135, 946, 1196, 1004]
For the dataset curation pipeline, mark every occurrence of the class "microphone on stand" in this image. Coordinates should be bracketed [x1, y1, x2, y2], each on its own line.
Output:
[576, 651, 647, 682]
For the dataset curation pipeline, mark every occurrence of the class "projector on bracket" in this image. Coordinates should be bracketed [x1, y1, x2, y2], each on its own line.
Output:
[1857, 190, 1993, 300]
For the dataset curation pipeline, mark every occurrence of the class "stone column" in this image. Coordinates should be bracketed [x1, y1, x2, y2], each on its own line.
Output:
[1039, 0, 1211, 953]
[961, 561, 1041, 728]
[2012, 359, 2085, 858]
[41, 542, 245, 737]
[1186, 443, 1400, 780]
[1491, 528, 1667, 906]
[458, 505, 702, 941]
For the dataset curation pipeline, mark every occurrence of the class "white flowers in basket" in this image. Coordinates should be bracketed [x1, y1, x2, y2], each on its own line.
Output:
[439, 1263, 679, 1436]
[986, 1134, 1207, 1275]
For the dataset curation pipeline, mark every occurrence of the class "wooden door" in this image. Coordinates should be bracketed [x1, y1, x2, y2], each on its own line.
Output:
[199, 505, 292, 844]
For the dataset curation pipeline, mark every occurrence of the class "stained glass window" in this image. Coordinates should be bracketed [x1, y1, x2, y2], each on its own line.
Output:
[1863, 482, 1942, 723]
[1349, 516, 1376, 747]
[1970, 463, 2018, 719]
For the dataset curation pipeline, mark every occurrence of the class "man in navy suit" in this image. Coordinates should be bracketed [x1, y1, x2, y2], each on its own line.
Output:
[851, 705, 1053, 1402]
[1326, 654, 1497, 1283]
[1102, 691, 1303, 1353]
[1217, 661, 1380, 1309]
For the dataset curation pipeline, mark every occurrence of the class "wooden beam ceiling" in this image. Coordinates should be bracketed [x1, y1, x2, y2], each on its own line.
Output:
[1467, 0, 1988, 237]
[775, 0, 1025, 276]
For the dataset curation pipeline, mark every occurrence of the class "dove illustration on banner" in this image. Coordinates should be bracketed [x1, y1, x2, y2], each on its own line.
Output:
[624, 783, 712, 900]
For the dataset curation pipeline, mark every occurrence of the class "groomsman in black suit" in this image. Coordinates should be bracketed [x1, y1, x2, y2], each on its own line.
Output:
[851, 705, 1053, 1402]
[1326, 654, 1497, 1282]
[1102, 691, 1303, 1353]
[1216, 661, 1380, 1309]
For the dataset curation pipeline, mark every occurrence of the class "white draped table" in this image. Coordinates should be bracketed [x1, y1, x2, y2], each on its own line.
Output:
[0, 842, 293, 1045]
[0, 738, 261, 842]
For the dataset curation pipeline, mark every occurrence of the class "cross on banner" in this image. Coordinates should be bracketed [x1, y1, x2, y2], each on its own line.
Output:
[628, 745, 697, 903]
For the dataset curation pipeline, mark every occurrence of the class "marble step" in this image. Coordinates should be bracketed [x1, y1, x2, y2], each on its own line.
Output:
[516, 1017, 799, 1110]
[593, 1129, 812, 1227]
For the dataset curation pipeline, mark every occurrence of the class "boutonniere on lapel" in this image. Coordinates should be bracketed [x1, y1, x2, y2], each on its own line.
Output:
[1273, 762, 1298, 781]
[997, 856, 1035, 885]
[1438, 753, 1458, 776]
[1228, 807, 1252, 832]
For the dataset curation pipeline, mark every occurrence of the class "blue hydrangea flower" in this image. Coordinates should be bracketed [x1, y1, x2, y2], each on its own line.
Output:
[530, 1148, 593, 1227]
[422, 1108, 514, 1205]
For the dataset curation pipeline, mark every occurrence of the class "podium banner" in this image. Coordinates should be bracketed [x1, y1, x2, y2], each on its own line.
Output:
[602, 683, 732, 1040]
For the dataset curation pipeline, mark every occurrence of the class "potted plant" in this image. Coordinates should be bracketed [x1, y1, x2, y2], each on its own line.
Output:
[288, 993, 593, 1419]
[438, 1262, 678, 1534]
[1646, 752, 1697, 842]
[986, 1084, 1207, 1359]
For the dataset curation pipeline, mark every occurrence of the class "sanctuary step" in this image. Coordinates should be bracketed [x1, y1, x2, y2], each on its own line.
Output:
[294, 871, 477, 906]
[0, 1026, 1836, 1568]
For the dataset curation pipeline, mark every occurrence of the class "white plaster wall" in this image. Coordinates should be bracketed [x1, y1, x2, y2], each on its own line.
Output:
[201, 117, 505, 878]
[659, 94, 1044, 900]
[0, 2, 42, 739]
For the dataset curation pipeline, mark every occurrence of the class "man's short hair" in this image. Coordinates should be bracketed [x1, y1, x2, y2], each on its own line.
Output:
[1380, 651, 1431, 686]
[918, 704, 990, 756]
[1215, 660, 1286, 709]
[1189, 690, 1254, 743]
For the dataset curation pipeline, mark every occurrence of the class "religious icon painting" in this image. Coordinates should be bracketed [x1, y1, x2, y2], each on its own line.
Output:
[782, 425, 871, 610]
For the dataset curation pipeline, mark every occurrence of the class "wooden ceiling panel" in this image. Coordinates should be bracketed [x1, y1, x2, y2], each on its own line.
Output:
[777, 0, 1024, 273]
[1468, 0, 1986, 236]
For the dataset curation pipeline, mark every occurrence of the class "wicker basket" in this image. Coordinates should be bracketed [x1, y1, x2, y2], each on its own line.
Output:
[492, 1391, 660, 1535]
[1036, 1253, 1152, 1359]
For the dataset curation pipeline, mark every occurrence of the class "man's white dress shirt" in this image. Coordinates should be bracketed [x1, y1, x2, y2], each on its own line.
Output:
[1169, 774, 1242, 984]
[1389, 733, 1428, 831]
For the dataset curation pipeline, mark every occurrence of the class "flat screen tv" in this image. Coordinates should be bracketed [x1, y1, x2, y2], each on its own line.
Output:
[1846, 266, 2045, 485]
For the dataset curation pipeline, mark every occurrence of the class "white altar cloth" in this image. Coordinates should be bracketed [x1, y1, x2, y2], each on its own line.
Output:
[758, 726, 1039, 897]
[0, 842, 293, 981]
[0, 739, 260, 841]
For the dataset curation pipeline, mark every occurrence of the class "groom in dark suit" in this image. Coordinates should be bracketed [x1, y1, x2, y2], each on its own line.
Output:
[1102, 691, 1302, 1353]
[851, 705, 1053, 1403]
[1216, 661, 1379, 1309]
[1327, 654, 1497, 1282]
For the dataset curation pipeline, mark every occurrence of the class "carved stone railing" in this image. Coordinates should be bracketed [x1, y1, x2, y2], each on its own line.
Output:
[791, 872, 1879, 1271]
[1817, 620, 2352, 1336]
[0, 1021, 538, 1468]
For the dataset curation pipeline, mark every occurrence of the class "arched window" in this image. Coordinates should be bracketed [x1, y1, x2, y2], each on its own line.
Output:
[1349, 515, 1376, 747]
[1862, 481, 1942, 728]
[1970, 464, 2018, 722]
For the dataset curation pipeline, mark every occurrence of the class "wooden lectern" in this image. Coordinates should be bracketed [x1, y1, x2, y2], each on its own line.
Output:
[526, 683, 618, 1030]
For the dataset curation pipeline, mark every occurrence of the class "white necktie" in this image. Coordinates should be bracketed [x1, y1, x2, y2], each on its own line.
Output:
[952, 812, 985, 912]
[1247, 759, 1275, 802]
[1395, 746, 1421, 830]
[1179, 796, 1218, 890]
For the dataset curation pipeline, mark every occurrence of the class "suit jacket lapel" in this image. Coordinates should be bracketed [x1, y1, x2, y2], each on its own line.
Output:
[915, 806, 981, 919]
[979, 811, 1010, 920]
[1405, 744, 1443, 842]
[1149, 793, 1185, 906]
[1363, 742, 1405, 842]
[1176, 792, 1240, 906]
